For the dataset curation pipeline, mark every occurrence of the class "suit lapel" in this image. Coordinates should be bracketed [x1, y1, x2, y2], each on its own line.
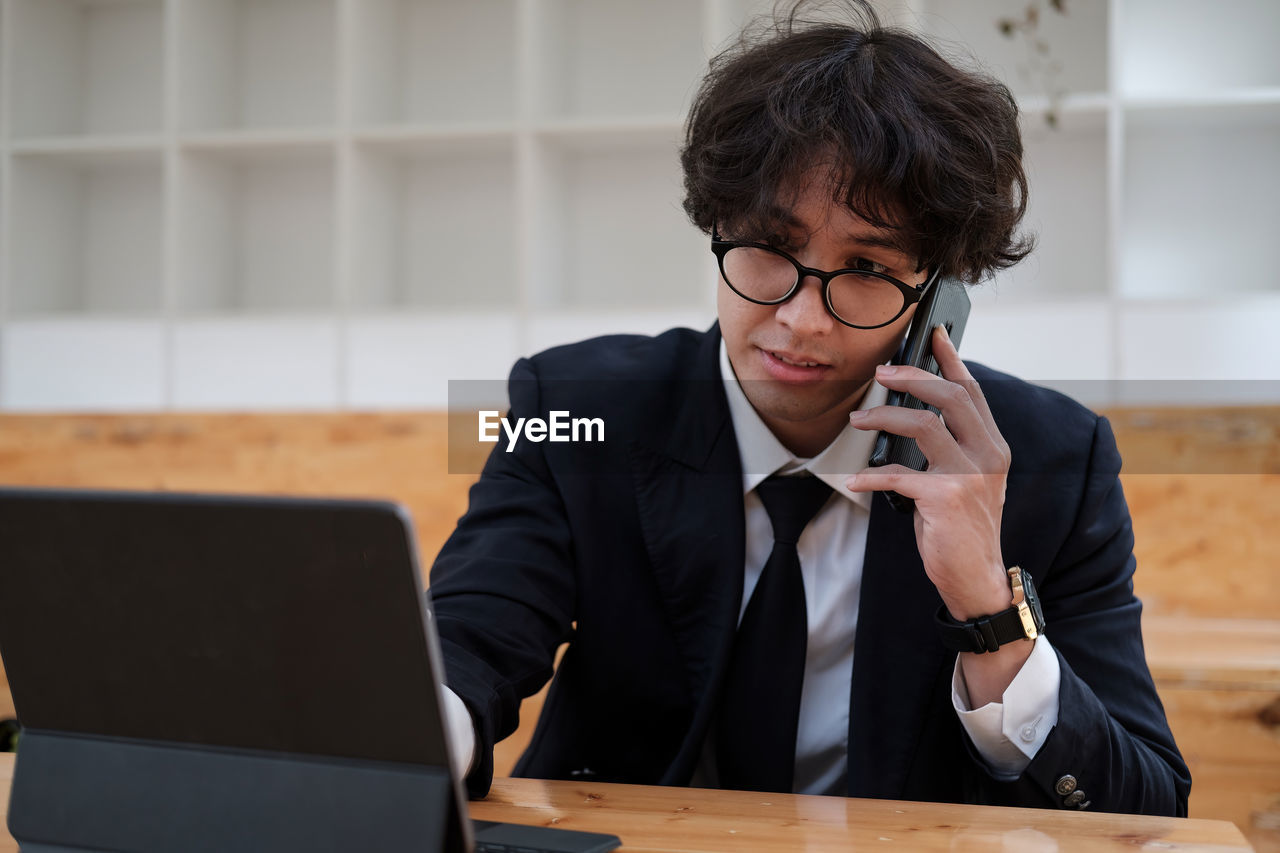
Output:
[847, 493, 950, 798]
[628, 326, 746, 784]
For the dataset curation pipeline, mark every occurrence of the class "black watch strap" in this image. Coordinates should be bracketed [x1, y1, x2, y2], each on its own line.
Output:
[934, 604, 1029, 654]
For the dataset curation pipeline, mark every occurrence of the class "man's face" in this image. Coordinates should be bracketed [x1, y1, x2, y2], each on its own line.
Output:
[717, 180, 928, 453]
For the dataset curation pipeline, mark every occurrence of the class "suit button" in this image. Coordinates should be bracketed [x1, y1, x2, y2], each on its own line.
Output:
[1064, 790, 1087, 807]
[1055, 775, 1078, 796]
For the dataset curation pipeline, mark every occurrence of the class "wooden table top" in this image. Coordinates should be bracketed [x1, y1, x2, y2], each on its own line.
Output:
[1, 754, 1249, 852]
[472, 777, 1254, 852]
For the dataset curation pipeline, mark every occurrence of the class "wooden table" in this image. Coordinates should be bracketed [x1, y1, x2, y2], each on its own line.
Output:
[0, 754, 1253, 852]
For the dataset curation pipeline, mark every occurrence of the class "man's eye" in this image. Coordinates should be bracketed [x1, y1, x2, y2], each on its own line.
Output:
[851, 257, 888, 274]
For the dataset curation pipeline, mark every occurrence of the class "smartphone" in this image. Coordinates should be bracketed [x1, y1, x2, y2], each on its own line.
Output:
[867, 274, 971, 513]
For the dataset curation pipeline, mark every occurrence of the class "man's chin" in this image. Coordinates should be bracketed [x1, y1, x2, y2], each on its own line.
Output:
[741, 381, 867, 425]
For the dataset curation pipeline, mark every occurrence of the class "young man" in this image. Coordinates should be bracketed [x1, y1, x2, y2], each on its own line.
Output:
[430, 3, 1189, 815]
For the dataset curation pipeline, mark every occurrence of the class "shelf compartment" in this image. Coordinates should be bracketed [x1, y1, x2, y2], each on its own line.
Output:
[531, 115, 683, 141]
[919, 0, 1109, 103]
[177, 0, 336, 132]
[962, 296, 1115, 402]
[529, 0, 707, 120]
[8, 0, 165, 138]
[348, 137, 516, 310]
[528, 129, 707, 311]
[982, 112, 1109, 300]
[178, 129, 340, 150]
[351, 123, 518, 147]
[1118, 298, 1280, 404]
[1123, 94, 1280, 131]
[712, 0, 785, 47]
[172, 317, 339, 408]
[9, 136, 167, 156]
[350, 0, 516, 126]
[1118, 0, 1280, 95]
[344, 312, 522, 408]
[1, 319, 166, 411]
[526, 308, 716, 357]
[1121, 120, 1280, 299]
[9, 149, 164, 316]
[177, 144, 336, 314]
[969, 297, 1118, 407]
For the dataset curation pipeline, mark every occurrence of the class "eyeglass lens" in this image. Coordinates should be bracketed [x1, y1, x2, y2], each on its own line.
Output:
[720, 246, 908, 328]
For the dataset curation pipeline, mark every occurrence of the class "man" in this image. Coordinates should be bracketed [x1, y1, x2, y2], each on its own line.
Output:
[429, 2, 1189, 815]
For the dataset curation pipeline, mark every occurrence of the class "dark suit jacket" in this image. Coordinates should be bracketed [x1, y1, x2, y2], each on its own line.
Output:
[429, 324, 1190, 815]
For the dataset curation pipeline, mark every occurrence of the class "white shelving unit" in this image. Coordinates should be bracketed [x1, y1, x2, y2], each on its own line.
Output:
[348, 134, 517, 310]
[178, 0, 337, 133]
[0, 0, 1277, 410]
[915, 0, 1280, 407]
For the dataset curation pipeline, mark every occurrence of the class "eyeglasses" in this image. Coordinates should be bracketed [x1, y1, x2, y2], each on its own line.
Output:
[711, 229, 940, 329]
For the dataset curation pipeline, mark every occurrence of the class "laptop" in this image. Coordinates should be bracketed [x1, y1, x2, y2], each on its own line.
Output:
[0, 487, 620, 853]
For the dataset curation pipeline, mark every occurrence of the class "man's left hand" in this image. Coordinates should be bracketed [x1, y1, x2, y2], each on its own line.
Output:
[844, 325, 1013, 623]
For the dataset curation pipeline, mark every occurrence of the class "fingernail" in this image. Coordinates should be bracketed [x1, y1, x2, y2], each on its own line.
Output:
[849, 410, 867, 421]
[844, 475, 858, 489]
[877, 364, 896, 376]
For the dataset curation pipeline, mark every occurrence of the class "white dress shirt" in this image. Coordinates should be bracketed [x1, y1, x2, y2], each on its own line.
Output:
[440, 341, 1062, 789]
[707, 341, 1061, 793]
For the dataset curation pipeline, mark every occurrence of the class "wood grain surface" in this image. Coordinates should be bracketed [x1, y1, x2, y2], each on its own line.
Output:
[1106, 406, 1280, 477]
[1161, 686, 1280, 833]
[0, 413, 474, 575]
[474, 776, 1254, 852]
[0, 754, 1254, 853]
[0, 409, 1274, 616]
[1144, 617, 1280, 690]
[0, 408, 1276, 849]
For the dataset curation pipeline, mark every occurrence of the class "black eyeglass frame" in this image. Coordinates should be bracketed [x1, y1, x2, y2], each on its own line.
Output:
[711, 229, 942, 330]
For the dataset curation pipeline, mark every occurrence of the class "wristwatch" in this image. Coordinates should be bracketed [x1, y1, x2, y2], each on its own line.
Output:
[935, 566, 1046, 654]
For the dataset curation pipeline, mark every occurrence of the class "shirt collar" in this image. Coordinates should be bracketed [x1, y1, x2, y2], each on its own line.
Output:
[719, 340, 887, 510]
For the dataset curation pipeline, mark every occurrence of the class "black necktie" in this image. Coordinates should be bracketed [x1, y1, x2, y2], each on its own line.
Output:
[716, 472, 833, 793]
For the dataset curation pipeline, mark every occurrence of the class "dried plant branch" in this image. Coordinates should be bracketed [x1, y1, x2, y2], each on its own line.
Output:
[997, 1, 1070, 129]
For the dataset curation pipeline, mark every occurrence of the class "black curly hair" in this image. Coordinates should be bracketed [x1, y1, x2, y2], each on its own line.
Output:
[681, 0, 1033, 283]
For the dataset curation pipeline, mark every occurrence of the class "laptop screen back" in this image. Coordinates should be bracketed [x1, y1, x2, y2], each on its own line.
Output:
[0, 488, 451, 769]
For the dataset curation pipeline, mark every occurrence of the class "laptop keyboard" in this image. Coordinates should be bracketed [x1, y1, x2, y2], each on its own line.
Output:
[471, 819, 621, 853]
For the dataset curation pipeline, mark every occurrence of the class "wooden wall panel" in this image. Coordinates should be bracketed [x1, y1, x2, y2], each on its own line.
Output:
[1109, 406, 1280, 620]
[0, 413, 472, 742]
[1106, 407, 1280, 477]
[1144, 617, 1280, 689]
[1125, 474, 1280, 620]
[0, 408, 1277, 826]
[1, 409, 1275, 617]
[1160, 687, 1280, 852]
[0, 414, 473, 573]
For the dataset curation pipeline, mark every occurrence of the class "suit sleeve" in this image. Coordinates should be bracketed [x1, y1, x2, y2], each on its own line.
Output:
[969, 415, 1191, 816]
[429, 357, 575, 798]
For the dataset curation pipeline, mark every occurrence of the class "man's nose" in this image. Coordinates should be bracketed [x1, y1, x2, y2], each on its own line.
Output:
[774, 274, 834, 335]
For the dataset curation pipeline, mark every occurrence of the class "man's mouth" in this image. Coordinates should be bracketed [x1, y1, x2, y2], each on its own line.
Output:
[769, 351, 827, 368]
[755, 347, 833, 383]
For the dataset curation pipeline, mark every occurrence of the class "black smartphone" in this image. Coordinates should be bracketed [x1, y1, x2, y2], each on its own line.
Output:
[867, 273, 971, 513]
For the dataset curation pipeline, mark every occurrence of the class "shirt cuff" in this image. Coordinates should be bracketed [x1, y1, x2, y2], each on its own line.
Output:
[951, 636, 1061, 779]
[442, 685, 478, 778]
